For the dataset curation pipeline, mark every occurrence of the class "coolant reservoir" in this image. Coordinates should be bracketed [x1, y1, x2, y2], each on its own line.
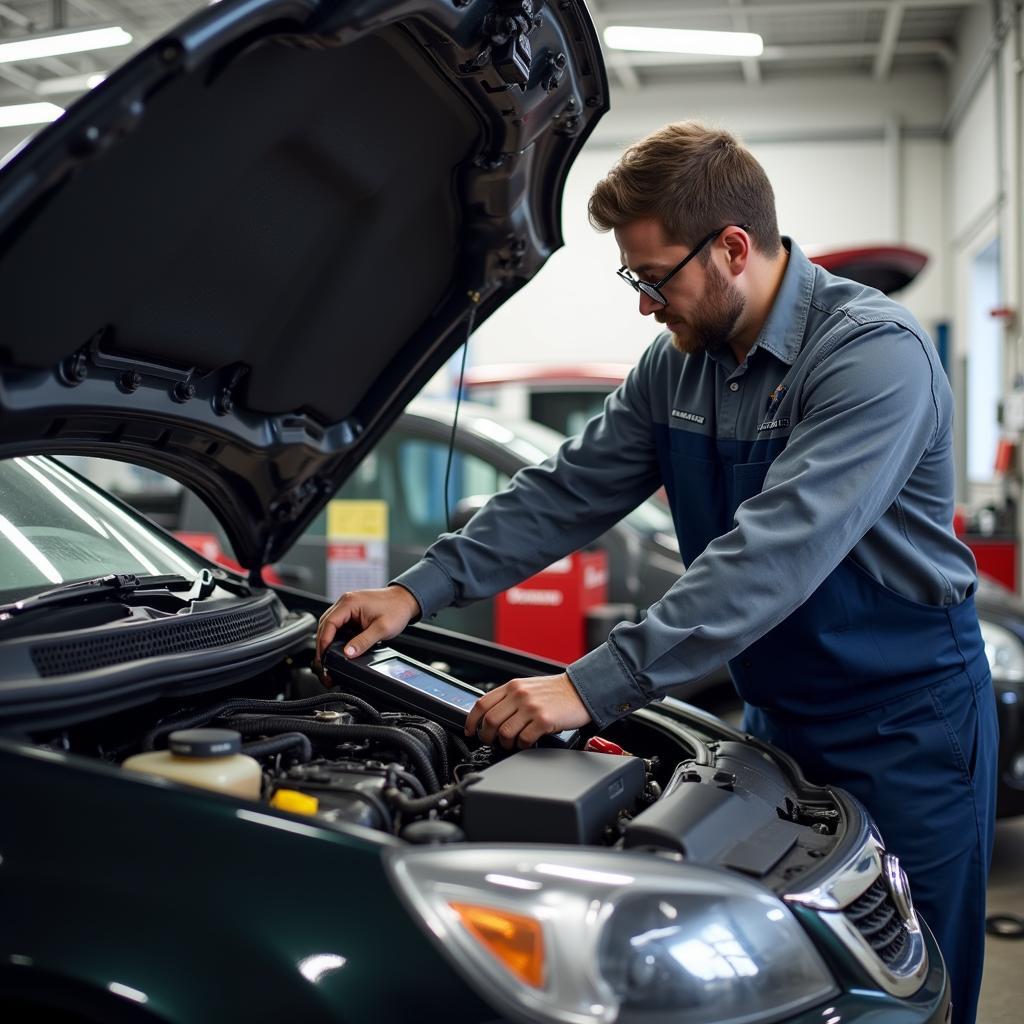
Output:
[122, 729, 261, 800]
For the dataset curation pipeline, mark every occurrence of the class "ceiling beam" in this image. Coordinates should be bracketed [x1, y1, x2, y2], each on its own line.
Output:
[0, 3, 34, 30]
[728, 0, 761, 84]
[874, 2, 905, 79]
[0, 62, 41, 98]
[65, 0, 150, 39]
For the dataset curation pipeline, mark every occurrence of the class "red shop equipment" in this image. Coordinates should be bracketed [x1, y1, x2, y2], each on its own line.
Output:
[495, 550, 609, 663]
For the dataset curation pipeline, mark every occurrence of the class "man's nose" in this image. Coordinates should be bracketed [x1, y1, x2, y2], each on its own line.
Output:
[638, 291, 662, 317]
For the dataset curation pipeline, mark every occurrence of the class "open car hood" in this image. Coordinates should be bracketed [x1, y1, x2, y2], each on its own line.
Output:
[0, 0, 607, 573]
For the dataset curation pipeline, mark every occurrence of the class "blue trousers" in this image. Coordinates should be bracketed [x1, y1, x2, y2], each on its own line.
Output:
[744, 663, 998, 1024]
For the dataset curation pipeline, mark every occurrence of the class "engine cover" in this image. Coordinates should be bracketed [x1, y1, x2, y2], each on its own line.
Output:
[462, 748, 644, 844]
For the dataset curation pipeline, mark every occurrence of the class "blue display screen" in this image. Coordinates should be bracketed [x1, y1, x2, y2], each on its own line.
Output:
[370, 657, 480, 713]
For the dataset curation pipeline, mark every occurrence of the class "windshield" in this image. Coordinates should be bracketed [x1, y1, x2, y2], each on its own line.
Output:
[0, 456, 207, 603]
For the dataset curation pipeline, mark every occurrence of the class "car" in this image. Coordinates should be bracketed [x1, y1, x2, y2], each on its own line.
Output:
[0, 2, 950, 1022]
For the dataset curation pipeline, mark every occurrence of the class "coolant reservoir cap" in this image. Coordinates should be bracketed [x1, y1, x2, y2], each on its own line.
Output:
[168, 728, 242, 758]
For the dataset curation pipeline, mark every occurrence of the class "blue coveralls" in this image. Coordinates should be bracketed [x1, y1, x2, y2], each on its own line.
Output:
[397, 240, 999, 1023]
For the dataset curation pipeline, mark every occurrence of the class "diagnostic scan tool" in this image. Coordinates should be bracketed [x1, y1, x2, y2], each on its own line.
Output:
[323, 641, 579, 747]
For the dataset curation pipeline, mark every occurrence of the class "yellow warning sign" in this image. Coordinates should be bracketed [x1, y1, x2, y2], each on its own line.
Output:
[327, 500, 388, 540]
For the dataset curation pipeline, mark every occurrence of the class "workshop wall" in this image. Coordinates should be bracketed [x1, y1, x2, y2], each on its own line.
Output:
[470, 72, 949, 369]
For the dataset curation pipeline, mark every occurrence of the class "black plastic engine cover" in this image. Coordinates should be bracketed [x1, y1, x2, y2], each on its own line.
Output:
[462, 748, 645, 844]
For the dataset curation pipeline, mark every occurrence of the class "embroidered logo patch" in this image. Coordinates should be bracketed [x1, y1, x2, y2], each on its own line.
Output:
[758, 417, 791, 432]
[768, 383, 788, 404]
[671, 409, 706, 425]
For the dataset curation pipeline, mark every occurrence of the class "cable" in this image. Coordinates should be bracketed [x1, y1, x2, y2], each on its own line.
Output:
[444, 292, 481, 533]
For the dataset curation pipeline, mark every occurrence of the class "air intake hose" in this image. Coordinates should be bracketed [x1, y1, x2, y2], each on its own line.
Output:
[242, 732, 313, 764]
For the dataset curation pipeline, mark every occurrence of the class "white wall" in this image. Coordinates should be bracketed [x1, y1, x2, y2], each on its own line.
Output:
[467, 71, 950, 372]
[942, 1, 1022, 516]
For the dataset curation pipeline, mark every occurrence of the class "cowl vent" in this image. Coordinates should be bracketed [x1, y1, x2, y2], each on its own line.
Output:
[30, 605, 279, 677]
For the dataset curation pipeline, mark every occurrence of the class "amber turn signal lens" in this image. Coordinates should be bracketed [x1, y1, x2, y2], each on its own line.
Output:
[449, 901, 545, 988]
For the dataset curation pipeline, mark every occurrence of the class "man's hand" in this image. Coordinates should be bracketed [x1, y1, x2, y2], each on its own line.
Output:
[465, 673, 592, 749]
[314, 585, 421, 674]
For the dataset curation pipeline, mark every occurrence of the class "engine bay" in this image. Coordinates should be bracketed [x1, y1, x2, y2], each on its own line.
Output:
[32, 640, 845, 895]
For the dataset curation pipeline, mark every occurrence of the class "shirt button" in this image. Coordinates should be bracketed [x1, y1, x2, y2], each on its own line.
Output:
[618, 703, 631, 713]
[729, 382, 740, 392]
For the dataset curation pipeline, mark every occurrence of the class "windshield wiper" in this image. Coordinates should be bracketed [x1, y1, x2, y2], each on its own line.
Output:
[0, 569, 220, 620]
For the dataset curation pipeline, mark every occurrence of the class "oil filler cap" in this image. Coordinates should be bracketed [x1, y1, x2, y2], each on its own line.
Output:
[168, 728, 242, 757]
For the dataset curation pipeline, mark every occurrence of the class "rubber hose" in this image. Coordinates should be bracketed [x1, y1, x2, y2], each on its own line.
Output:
[402, 725, 449, 783]
[385, 715, 450, 782]
[415, 719, 452, 781]
[143, 692, 381, 750]
[242, 732, 312, 763]
[387, 766, 427, 799]
[223, 717, 441, 793]
[385, 774, 483, 816]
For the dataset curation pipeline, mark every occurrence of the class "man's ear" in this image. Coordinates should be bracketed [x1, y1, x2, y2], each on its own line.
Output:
[722, 227, 750, 276]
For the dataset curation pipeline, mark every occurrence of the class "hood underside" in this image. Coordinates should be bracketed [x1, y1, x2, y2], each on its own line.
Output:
[0, 0, 607, 570]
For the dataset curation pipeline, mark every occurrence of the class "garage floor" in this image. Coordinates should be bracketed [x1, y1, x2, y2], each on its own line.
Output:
[978, 818, 1024, 1022]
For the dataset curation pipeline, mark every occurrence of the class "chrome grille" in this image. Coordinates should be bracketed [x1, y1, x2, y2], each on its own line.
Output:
[843, 876, 910, 967]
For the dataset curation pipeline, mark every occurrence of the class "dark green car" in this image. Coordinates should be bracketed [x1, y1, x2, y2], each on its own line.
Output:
[0, 1, 948, 1022]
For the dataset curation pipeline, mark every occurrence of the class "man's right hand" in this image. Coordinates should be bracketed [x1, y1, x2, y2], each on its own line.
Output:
[314, 585, 422, 677]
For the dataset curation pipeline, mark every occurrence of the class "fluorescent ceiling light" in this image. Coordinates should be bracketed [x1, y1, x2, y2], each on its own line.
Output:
[35, 72, 106, 95]
[0, 102, 64, 127]
[604, 26, 763, 58]
[0, 26, 132, 65]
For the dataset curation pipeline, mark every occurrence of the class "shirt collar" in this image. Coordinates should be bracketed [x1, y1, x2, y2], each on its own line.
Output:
[748, 237, 814, 367]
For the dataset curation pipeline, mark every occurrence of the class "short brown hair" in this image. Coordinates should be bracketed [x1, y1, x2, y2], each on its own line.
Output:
[588, 121, 781, 257]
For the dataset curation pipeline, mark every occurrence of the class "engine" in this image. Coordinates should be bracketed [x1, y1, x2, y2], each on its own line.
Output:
[120, 688, 662, 846]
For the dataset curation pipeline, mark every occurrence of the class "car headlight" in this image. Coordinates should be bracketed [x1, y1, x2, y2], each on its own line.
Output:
[980, 619, 1024, 683]
[387, 847, 837, 1024]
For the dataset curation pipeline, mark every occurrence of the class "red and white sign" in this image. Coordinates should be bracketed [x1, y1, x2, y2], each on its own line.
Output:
[495, 550, 608, 663]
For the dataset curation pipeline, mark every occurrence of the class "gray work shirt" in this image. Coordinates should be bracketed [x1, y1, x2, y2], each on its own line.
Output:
[394, 239, 977, 728]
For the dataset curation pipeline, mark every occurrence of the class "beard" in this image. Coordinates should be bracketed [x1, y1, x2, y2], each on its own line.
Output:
[666, 261, 746, 357]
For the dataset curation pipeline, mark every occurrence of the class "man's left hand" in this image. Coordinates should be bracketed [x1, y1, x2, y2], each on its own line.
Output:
[465, 672, 592, 749]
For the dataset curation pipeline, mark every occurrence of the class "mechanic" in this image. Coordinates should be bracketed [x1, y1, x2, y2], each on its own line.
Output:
[316, 122, 998, 1024]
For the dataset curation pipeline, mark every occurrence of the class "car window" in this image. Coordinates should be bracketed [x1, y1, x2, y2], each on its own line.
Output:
[335, 431, 509, 549]
[0, 456, 207, 602]
[530, 390, 609, 438]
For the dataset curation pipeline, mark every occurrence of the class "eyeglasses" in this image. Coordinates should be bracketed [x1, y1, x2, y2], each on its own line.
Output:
[616, 224, 749, 307]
